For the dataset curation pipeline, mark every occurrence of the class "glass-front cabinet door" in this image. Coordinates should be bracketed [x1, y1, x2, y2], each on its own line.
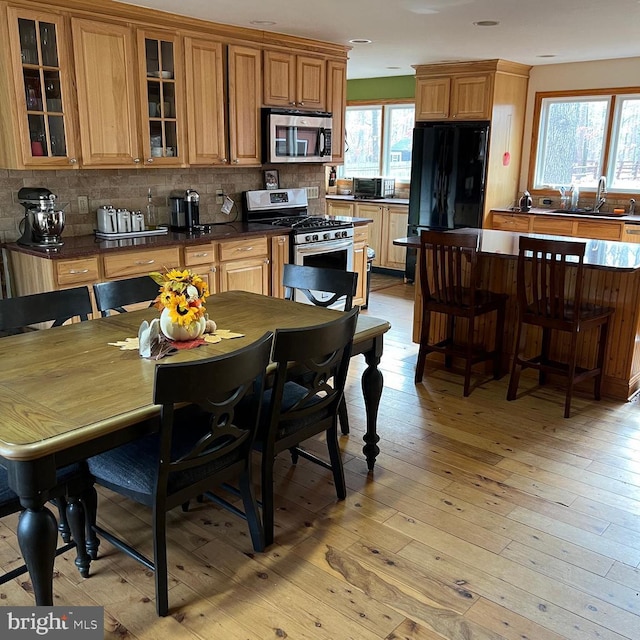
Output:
[8, 7, 78, 167]
[138, 30, 184, 166]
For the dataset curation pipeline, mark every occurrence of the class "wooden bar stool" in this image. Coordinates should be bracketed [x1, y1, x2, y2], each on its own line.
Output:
[506, 236, 614, 418]
[415, 230, 507, 396]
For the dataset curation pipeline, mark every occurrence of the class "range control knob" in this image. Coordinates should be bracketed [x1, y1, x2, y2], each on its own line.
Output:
[323, 232, 330, 240]
[305, 235, 311, 242]
[312, 234, 318, 242]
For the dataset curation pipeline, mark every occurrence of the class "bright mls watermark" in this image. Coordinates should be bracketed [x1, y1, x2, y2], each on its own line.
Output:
[1, 607, 103, 638]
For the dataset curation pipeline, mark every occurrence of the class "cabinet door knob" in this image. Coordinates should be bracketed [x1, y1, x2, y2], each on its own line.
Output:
[221, 158, 227, 163]
[289, 101, 296, 106]
[69, 157, 78, 164]
[147, 158, 154, 163]
[233, 159, 239, 164]
[298, 102, 304, 106]
[133, 158, 141, 164]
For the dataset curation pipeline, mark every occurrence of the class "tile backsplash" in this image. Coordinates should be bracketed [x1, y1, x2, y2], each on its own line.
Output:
[0, 165, 326, 242]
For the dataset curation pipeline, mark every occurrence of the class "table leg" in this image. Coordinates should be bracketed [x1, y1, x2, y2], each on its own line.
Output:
[17, 504, 58, 605]
[361, 335, 384, 471]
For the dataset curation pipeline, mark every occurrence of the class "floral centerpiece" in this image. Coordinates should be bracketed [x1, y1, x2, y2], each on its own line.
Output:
[150, 268, 209, 341]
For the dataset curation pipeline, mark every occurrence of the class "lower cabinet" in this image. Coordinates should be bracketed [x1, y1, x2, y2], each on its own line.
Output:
[353, 225, 368, 306]
[184, 243, 218, 294]
[354, 202, 408, 271]
[216, 236, 270, 295]
[490, 210, 626, 241]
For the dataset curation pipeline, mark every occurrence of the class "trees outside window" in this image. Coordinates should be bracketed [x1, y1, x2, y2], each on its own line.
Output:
[532, 91, 640, 194]
[341, 103, 414, 180]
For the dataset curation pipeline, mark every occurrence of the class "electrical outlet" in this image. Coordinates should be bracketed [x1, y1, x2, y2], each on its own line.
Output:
[78, 195, 89, 214]
[306, 186, 319, 200]
[539, 197, 553, 207]
[215, 189, 224, 205]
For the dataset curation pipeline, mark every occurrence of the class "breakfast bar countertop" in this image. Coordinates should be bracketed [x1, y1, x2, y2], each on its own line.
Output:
[394, 228, 640, 272]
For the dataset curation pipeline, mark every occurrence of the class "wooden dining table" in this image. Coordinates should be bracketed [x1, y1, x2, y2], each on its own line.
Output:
[0, 290, 390, 605]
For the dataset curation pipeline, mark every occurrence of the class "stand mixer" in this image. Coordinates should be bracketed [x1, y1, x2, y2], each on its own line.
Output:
[17, 187, 67, 249]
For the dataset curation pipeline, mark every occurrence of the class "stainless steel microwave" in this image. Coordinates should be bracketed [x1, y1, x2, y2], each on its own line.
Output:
[263, 108, 332, 163]
[353, 177, 396, 199]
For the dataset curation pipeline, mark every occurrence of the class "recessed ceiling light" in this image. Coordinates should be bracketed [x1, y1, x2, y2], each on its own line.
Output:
[386, 66, 401, 70]
[349, 38, 372, 44]
[250, 20, 276, 26]
[473, 20, 499, 27]
[537, 54, 557, 58]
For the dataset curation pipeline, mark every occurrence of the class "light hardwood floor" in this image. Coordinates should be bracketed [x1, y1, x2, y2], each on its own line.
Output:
[2, 281, 640, 640]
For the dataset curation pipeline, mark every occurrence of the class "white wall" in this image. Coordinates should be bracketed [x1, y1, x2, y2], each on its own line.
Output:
[519, 57, 640, 192]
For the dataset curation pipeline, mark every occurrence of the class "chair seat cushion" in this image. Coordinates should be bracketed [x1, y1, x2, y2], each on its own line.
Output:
[247, 381, 329, 450]
[87, 409, 245, 505]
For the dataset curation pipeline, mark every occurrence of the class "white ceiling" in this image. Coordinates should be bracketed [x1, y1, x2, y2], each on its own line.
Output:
[120, 0, 640, 79]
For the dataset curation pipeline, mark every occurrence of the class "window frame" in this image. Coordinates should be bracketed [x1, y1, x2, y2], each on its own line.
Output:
[529, 87, 640, 199]
[343, 98, 414, 186]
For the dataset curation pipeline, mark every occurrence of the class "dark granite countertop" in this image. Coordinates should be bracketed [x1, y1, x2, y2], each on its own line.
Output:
[326, 195, 410, 206]
[394, 228, 640, 272]
[491, 207, 640, 224]
[6, 216, 373, 260]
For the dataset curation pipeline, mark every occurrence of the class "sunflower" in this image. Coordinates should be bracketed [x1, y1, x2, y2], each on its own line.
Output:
[150, 268, 208, 325]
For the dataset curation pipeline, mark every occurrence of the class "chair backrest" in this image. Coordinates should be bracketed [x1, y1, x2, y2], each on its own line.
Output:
[282, 264, 357, 311]
[516, 236, 586, 325]
[266, 307, 359, 443]
[152, 332, 273, 497]
[0, 286, 92, 334]
[93, 276, 160, 317]
[418, 230, 480, 311]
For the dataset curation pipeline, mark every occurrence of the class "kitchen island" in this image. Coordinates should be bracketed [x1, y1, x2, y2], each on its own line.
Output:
[395, 228, 640, 400]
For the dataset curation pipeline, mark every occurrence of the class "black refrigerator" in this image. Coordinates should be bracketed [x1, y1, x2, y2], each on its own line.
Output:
[405, 120, 490, 281]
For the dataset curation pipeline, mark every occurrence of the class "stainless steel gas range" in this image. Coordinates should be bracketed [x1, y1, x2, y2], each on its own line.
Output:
[243, 188, 354, 305]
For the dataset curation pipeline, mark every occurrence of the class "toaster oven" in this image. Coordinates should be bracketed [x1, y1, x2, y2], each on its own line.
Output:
[353, 177, 395, 199]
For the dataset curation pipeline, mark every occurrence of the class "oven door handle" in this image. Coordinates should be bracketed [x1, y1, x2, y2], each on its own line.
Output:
[295, 238, 353, 254]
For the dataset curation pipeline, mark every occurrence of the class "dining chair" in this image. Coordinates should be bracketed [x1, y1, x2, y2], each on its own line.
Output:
[282, 263, 358, 435]
[87, 332, 273, 616]
[283, 263, 358, 311]
[414, 230, 508, 396]
[93, 276, 160, 317]
[0, 286, 98, 583]
[506, 236, 614, 418]
[249, 307, 359, 547]
[0, 285, 92, 334]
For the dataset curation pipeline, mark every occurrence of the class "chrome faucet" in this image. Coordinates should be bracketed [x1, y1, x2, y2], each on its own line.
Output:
[595, 175, 607, 212]
[630, 199, 636, 215]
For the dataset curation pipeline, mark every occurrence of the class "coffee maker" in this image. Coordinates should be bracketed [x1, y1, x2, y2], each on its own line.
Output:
[17, 187, 66, 249]
[169, 189, 200, 231]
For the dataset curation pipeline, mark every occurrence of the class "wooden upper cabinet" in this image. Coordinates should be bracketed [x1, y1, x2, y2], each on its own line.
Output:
[183, 36, 227, 165]
[137, 29, 185, 167]
[415, 74, 490, 121]
[450, 74, 491, 120]
[263, 50, 326, 110]
[71, 18, 141, 167]
[415, 77, 450, 121]
[3, 6, 79, 168]
[296, 55, 326, 110]
[228, 44, 261, 166]
[326, 60, 346, 164]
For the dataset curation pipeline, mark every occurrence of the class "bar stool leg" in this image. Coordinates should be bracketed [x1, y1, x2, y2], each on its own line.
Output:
[594, 320, 610, 401]
[494, 304, 506, 379]
[415, 310, 432, 384]
[564, 331, 580, 418]
[507, 317, 526, 401]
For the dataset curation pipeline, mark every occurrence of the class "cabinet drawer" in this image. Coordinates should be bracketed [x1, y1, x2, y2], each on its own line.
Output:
[56, 257, 100, 286]
[218, 237, 268, 262]
[531, 218, 573, 236]
[354, 226, 369, 243]
[184, 243, 216, 266]
[575, 221, 623, 241]
[103, 247, 180, 279]
[491, 213, 530, 231]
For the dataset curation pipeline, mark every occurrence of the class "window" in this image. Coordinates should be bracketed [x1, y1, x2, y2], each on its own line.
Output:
[531, 90, 640, 194]
[341, 103, 414, 180]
